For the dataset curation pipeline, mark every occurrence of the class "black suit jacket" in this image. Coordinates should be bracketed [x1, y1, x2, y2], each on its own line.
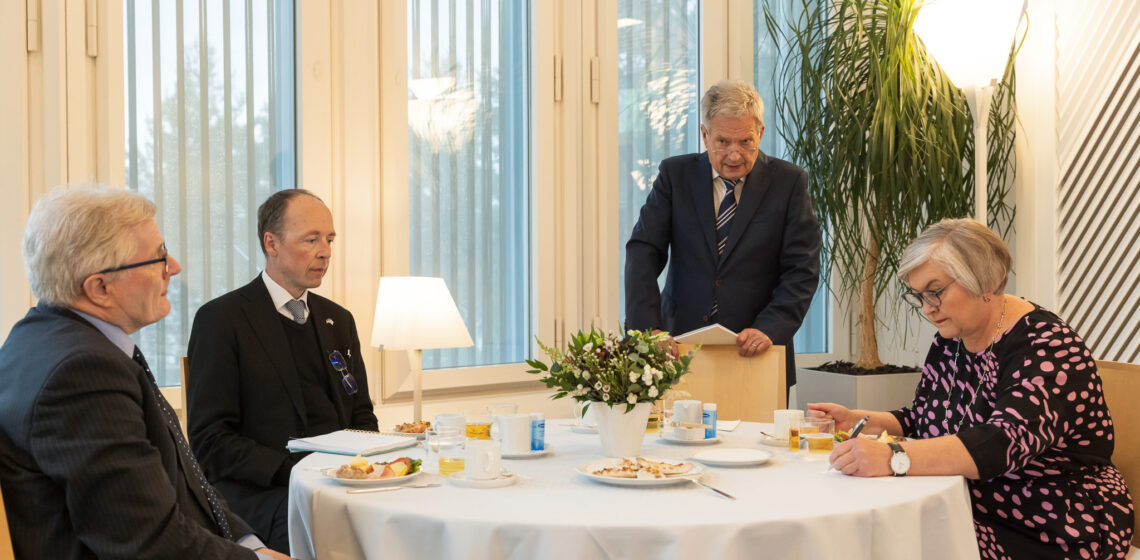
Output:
[625, 152, 821, 384]
[0, 304, 255, 559]
[187, 275, 378, 537]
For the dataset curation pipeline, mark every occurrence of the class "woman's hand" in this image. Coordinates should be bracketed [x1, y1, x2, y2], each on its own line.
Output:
[806, 402, 857, 431]
[828, 438, 893, 477]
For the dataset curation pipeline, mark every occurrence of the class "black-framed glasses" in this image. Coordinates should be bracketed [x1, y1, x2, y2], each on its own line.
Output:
[97, 243, 168, 274]
[328, 350, 359, 395]
[901, 279, 957, 309]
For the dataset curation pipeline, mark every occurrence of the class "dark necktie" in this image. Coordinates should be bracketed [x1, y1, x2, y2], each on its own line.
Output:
[711, 177, 737, 319]
[133, 347, 233, 540]
[716, 177, 737, 257]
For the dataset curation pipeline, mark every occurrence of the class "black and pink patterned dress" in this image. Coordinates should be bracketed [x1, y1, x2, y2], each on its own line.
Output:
[892, 305, 1134, 559]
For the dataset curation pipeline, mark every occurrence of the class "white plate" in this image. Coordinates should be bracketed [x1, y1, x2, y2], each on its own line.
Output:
[576, 458, 703, 487]
[379, 429, 428, 441]
[660, 434, 721, 445]
[321, 468, 424, 487]
[570, 423, 598, 434]
[502, 445, 552, 459]
[449, 471, 518, 489]
[759, 433, 789, 447]
[691, 447, 772, 467]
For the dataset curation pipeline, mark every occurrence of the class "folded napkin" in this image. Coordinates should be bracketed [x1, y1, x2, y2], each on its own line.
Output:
[717, 419, 741, 432]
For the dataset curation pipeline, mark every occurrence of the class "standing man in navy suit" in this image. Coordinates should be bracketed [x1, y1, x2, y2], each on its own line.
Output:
[187, 189, 378, 551]
[625, 80, 821, 391]
[0, 185, 290, 559]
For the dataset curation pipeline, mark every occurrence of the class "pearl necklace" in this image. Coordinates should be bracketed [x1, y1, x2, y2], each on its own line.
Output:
[949, 296, 1007, 432]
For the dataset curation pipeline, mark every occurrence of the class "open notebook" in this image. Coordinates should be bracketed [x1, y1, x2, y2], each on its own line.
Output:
[287, 430, 419, 456]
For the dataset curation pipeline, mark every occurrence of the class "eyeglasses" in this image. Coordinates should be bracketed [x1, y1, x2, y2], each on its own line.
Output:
[901, 279, 957, 309]
[328, 350, 359, 395]
[708, 144, 761, 156]
[98, 243, 169, 275]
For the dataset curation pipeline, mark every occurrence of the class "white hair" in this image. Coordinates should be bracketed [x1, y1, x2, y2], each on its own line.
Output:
[23, 184, 156, 305]
[897, 218, 1011, 297]
[700, 80, 765, 129]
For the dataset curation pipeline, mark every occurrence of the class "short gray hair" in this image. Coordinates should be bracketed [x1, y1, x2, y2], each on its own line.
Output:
[700, 80, 765, 129]
[23, 185, 157, 305]
[897, 218, 1011, 297]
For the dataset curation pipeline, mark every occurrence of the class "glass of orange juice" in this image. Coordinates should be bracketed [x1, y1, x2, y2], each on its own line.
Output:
[466, 417, 492, 440]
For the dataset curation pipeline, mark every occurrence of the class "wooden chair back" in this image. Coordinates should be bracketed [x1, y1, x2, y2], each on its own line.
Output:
[674, 344, 787, 422]
[0, 480, 15, 560]
[180, 356, 191, 437]
[1098, 360, 1140, 540]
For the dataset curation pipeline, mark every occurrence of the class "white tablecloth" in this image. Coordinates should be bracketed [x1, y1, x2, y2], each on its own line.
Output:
[289, 422, 979, 560]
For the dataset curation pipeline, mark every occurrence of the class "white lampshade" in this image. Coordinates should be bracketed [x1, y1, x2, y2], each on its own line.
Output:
[370, 276, 473, 351]
[913, 0, 1023, 88]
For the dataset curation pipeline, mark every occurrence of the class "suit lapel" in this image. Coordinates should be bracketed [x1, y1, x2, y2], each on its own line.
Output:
[688, 153, 718, 258]
[241, 278, 307, 420]
[309, 297, 351, 425]
[721, 157, 772, 263]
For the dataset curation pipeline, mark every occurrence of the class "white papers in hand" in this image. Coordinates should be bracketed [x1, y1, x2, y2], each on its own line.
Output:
[673, 323, 738, 345]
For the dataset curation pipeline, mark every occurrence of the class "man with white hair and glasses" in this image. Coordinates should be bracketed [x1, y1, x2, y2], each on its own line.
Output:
[0, 185, 291, 559]
[625, 79, 822, 392]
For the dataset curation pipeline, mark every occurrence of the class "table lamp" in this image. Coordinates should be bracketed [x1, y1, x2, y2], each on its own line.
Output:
[913, 0, 1023, 225]
[370, 276, 473, 422]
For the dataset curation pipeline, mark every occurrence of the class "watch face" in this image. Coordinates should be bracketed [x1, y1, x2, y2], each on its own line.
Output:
[890, 452, 911, 475]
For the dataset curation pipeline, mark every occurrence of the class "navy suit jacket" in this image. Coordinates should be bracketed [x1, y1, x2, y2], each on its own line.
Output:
[187, 276, 378, 539]
[625, 152, 821, 385]
[0, 304, 255, 559]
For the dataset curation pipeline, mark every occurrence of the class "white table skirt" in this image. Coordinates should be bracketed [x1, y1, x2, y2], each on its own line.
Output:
[289, 422, 979, 560]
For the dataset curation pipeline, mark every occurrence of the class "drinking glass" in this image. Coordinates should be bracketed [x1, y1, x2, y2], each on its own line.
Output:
[800, 418, 834, 452]
[426, 426, 465, 475]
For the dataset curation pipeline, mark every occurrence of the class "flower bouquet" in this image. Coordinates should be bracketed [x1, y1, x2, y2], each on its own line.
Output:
[526, 328, 694, 456]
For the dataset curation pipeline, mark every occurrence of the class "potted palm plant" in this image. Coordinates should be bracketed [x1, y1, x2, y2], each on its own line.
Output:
[763, 0, 1017, 409]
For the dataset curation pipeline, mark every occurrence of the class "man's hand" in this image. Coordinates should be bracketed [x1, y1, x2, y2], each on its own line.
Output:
[736, 328, 771, 357]
[256, 548, 297, 560]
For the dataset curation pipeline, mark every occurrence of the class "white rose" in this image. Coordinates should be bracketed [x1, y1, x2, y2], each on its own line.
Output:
[594, 381, 603, 390]
[627, 394, 637, 404]
[629, 371, 639, 383]
[641, 371, 652, 384]
[648, 386, 659, 398]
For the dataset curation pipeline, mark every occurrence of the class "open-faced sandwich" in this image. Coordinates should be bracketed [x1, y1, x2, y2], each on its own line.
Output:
[334, 455, 422, 479]
[394, 420, 432, 434]
[590, 457, 694, 479]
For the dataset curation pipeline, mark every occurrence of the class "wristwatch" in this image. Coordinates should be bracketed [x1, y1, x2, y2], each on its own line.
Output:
[888, 442, 910, 477]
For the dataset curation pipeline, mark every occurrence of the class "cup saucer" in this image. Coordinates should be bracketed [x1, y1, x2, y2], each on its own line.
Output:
[448, 470, 518, 489]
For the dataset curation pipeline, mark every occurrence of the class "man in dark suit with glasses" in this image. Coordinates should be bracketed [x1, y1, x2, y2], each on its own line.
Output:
[187, 189, 378, 551]
[0, 185, 290, 559]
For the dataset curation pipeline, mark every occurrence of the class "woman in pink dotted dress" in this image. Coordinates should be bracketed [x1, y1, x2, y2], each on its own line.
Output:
[811, 218, 1134, 559]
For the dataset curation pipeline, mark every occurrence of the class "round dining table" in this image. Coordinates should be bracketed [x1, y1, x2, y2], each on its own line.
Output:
[288, 421, 980, 560]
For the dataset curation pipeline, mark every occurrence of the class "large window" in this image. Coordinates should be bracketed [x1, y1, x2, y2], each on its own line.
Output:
[755, 0, 829, 354]
[124, 0, 296, 386]
[407, 0, 531, 370]
[616, 0, 702, 320]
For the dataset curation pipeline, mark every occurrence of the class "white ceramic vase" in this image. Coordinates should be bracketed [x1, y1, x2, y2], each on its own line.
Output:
[592, 401, 652, 457]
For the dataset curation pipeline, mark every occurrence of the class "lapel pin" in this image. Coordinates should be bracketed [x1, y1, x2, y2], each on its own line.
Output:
[325, 318, 335, 326]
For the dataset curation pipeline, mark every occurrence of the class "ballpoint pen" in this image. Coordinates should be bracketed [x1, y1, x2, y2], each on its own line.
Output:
[849, 415, 871, 438]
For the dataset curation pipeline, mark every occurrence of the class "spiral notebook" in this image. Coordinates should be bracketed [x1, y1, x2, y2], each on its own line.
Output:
[286, 429, 419, 456]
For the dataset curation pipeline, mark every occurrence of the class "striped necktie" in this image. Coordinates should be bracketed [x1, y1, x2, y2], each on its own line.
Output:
[133, 347, 234, 540]
[716, 177, 737, 257]
[711, 177, 737, 319]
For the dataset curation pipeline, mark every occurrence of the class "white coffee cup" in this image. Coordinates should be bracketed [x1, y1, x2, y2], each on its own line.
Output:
[672, 400, 704, 440]
[465, 439, 502, 480]
[492, 413, 533, 455]
[773, 409, 805, 441]
[434, 413, 467, 433]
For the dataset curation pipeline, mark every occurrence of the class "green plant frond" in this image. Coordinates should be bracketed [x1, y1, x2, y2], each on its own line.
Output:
[764, 0, 1017, 358]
